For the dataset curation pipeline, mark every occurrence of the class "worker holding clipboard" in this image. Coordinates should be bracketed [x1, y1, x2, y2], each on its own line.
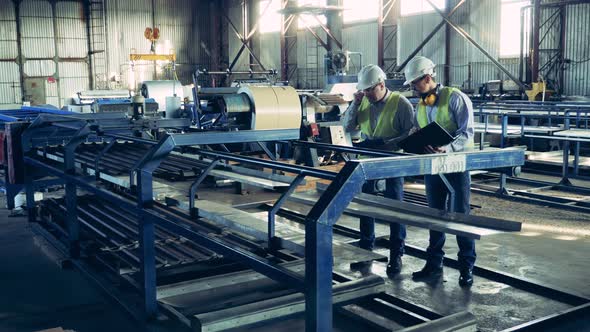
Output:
[403, 56, 476, 287]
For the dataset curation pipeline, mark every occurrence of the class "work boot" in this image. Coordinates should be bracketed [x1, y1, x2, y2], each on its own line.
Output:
[386, 255, 402, 276]
[459, 268, 474, 287]
[350, 260, 372, 270]
[412, 262, 443, 280]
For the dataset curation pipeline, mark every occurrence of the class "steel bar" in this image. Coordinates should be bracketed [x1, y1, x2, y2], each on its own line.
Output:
[501, 303, 590, 332]
[187, 148, 337, 180]
[189, 158, 220, 212]
[315, 185, 520, 231]
[358, 148, 525, 181]
[268, 174, 306, 248]
[156, 260, 305, 300]
[290, 191, 500, 239]
[169, 129, 300, 146]
[193, 275, 384, 332]
[286, 140, 406, 157]
[395, 311, 476, 332]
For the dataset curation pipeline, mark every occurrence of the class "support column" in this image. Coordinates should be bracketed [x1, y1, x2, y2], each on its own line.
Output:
[531, 0, 541, 83]
[137, 169, 157, 318]
[13, 0, 25, 102]
[558, 5, 566, 94]
[83, 0, 94, 89]
[444, 0, 451, 86]
[305, 220, 334, 331]
[246, 0, 261, 70]
[281, 0, 298, 83]
[326, 0, 342, 53]
[64, 144, 80, 258]
[378, 0, 384, 67]
[381, 0, 399, 72]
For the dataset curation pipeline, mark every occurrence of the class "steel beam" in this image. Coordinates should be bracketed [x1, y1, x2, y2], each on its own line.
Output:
[268, 174, 306, 248]
[395, 0, 465, 73]
[63, 124, 91, 259]
[531, 0, 541, 83]
[396, 311, 476, 332]
[305, 162, 366, 331]
[193, 275, 384, 332]
[378, 0, 384, 67]
[444, 0, 451, 86]
[13, 0, 25, 103]
[169, 129, 300, 146]
[222, 11, 267, 71]
[424, 0, 527, 91]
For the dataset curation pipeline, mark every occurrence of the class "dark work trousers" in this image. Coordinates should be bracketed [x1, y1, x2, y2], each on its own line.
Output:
[424, 171, 476, 269]
[359, 177, 406, 258]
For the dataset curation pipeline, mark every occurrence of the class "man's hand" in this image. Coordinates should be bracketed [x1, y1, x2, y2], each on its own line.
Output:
[355, 138, 385, 149]
[408, 127, 418, 135]
[424, 145, 446, 154]
[353, 90, 364, 104]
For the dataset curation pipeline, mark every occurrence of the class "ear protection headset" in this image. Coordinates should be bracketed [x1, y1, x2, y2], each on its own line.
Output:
[420, 84, 441, 106]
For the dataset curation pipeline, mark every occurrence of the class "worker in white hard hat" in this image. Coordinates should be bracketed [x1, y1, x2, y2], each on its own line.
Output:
[403, 56, 476, 287]
[342, 64, 414, 276]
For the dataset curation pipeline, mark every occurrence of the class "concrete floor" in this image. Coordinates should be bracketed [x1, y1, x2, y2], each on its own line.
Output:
[1, 176, 589, 331]
[0, 201, 139, 332]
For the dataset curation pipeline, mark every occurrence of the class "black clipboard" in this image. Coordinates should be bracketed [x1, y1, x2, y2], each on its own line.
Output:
[398, 122, 457, 154]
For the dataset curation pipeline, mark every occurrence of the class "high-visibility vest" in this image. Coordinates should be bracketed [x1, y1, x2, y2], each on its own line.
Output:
[416, 87, 474, 150]
[356, 92, 401, 139]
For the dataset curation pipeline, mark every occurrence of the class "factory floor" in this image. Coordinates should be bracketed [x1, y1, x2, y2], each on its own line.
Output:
[0, 175, 589, 332]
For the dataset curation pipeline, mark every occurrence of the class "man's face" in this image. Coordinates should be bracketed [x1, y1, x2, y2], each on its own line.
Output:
[363, 82, 386, 103]
[411, 75, 431, 94]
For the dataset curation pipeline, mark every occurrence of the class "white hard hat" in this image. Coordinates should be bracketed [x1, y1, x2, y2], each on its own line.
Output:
[356, 64, 386, 90]
[403, 56, 436, 85]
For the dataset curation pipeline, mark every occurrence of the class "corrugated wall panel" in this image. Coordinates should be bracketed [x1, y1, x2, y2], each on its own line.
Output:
[260, 32, 281, 72]
[447, 0, 502, 89]
[398, 12, 446, 84]
[45, 78, 59, 106]
[227, 1, 250, 72]
[154, 0, 202, 81]
[0, 0, 18, 60]
[383, 0, 400, 72]
[105, 0, 208, 88]
[448, 0, 472, 88]
[55, 1, 87, 58]
[296, 28, 327, 89]
[343, 22, 377, 72]
[59, 62, 89, 104]
[0, 62, 21, 105]
[23, 59, 56, 77]
[20, 0, 55, 59]
[564, 3, 590, 96]
[106, 0, 156, 89]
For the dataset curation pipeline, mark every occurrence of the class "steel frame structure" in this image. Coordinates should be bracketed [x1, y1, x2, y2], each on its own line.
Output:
[273, 204, 590, 332]
[0, 107, 77, 209]
[19, 111, 525, 331]
[473, 100, 590, 211]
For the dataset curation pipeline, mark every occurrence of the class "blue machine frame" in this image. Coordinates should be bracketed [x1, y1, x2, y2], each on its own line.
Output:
[20, 114, 525, 331]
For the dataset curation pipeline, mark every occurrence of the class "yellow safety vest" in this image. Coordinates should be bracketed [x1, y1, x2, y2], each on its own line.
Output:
[416, 87, 474, 150]
[356, 92, 401, 139]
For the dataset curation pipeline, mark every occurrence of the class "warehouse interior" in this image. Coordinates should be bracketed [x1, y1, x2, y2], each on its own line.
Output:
[0, 0, 589, 331]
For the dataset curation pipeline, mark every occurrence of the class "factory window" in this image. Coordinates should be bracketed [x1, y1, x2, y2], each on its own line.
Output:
[500, 0, 529, 57]
[400, 0, 445, 16]
[343, 0, 379, 23]
[259, 0, 282, 33]
[298, 0, 327, 28]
